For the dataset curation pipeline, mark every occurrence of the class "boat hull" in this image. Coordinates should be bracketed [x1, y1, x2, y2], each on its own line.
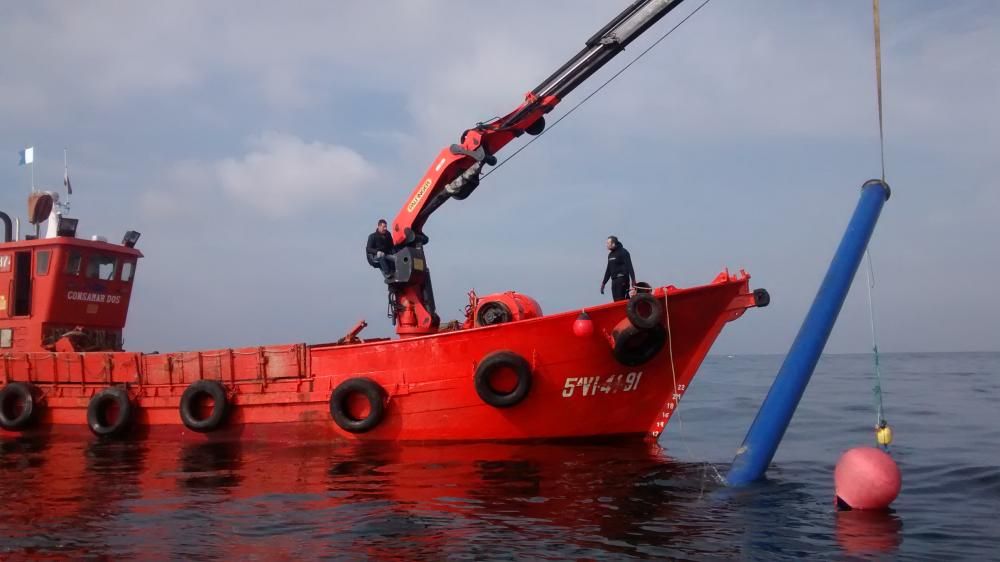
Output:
[0, 271, 761, 443]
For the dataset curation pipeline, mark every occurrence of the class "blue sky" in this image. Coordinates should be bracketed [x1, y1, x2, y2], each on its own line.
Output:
[2, 1, 997, 354]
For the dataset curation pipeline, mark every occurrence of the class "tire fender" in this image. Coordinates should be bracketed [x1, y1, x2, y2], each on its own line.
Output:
[611, 318, 668, 367]
[0, 382, 40, 431]
[329, 377, 387, 434]
[474, 350, 533, 408]
[87, 386, 135, 438]
[179, 380, 230, 433]
[626, 292, 664, 331]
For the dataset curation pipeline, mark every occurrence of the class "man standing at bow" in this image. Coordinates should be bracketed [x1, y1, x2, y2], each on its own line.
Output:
[600, 235, 636, 302]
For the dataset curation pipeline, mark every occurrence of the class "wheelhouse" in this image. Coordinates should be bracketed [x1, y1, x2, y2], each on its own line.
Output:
[0, 207, 142, 352]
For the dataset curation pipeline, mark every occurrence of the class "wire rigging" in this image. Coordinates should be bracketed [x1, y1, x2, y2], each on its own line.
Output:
[481, 0, 714, 181]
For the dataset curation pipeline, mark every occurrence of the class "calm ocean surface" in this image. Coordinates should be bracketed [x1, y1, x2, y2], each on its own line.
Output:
[1, 352, 997, 560]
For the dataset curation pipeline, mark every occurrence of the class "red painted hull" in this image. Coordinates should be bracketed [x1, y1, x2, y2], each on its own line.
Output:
[1, 270, 760, 443]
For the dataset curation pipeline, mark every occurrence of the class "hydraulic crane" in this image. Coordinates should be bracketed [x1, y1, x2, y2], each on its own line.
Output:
[385, 0, 687, 336]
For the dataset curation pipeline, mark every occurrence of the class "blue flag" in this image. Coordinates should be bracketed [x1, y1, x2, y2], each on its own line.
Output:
[18, 147, 34, 166]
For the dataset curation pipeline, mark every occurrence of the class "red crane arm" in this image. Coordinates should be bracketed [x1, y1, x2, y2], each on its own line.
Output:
[383, 0, 688, 336]
[390, 93, 559, 247]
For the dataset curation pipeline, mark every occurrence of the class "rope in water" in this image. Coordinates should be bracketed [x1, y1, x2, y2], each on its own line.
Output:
[663, 290, 726, 488]
[868, 0, 891, 450]
[864, 251, 889, 449]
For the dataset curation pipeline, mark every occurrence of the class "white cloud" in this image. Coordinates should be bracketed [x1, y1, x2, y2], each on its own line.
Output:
[216, 133, 377, 217]
[0, 0, 563, 118]
[142, 133, 377, 219]
[6, 1, 997, 152]
[139, 187, 184, 219]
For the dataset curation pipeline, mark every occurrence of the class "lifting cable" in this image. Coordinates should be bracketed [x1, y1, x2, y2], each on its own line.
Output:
[864, 252, 889, 446]
[873, 0, 887, 182]
[663, 290, 726, 489]
[868, 0, 891, 450]
[480, 0, 714, 181]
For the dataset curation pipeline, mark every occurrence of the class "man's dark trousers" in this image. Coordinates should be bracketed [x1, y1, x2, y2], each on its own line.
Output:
[612, 276, 629, 302]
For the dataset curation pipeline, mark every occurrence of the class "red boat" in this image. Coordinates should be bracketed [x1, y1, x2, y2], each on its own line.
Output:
[0, 0, 768, 443]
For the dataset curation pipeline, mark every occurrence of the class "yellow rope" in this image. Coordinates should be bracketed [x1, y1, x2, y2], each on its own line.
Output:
[873, 0, 886, 181]
[869, 0, 892, 450]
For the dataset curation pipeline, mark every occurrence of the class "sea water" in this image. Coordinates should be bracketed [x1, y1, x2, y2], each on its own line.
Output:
[1, 353, 997, 560]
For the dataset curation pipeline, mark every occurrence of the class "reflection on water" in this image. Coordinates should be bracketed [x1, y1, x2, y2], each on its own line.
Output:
[177, 440, 244, 491]
[1, 353, 997, 559]
[836, 509, 904, 555]
[0, 438, 869, 560]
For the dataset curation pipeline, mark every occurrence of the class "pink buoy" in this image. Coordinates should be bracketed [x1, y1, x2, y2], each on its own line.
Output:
[572, 311, 594, 338]
[834, 447, 901, 510]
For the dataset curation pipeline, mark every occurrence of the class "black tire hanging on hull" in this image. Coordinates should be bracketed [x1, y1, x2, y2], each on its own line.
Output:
[87, 386, 135, 438]
[611, 321, 668, 367]
[0, 382, 41, 431]
[626, 292, 664, 330]
[179, 380, 230, 433]
[329, 377, 387, 434]
[474, 351, 533, 408]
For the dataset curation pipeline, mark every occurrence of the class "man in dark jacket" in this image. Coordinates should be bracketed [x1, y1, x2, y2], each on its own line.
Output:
[366, 219, 394, 279]
[600, 235, 636, 302]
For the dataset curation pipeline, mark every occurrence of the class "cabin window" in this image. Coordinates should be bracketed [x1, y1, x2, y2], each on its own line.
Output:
[65, 251, 83, 275]
[121, 261, 135, 283]
[35, 250, 51, 276]
[13, 251, 32, 316]
[86, 254, 118, 281]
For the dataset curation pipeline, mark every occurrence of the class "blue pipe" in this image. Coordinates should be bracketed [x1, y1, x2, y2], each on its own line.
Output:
[726, 179, 891, 486]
